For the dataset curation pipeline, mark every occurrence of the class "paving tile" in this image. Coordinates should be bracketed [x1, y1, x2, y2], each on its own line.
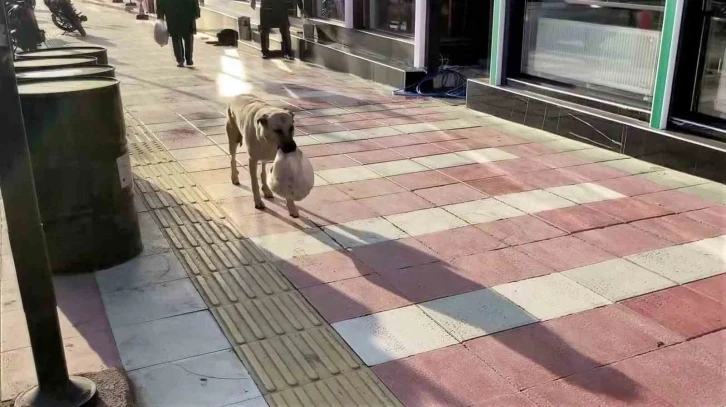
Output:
[413, 152, 475, 169]
[688, 329, 726, 359]
[373, 134, 426, 148]
[113, 311, 230, 371]
[385, 207, 468, 236]
[638, 169, 709, 189]
[332, 305, 458, 365]
[389, 171, 456, 191]
[294, 185, 352, 208]
[622, 286, 726, 338]
[604, 158, 664, 175]
[303, 199, 379, 226]
[275, 249, 373, 288]
[570, 148, 628, 163]
[636, 189, 717, 213]
[686, 274, 726, 304]
[301, 274, 412, 323]
[515, 236, 615, 271]
[414, 183, 488, 206]
[379, 262, 482, 303]
[494, 273, 612, 321]
[631, 214, 722, 244]
[358, 191, 434, 216]
[347, 149, 405, 165]
[684, 235, 726, 262]
[563, 163, 630, 182]
[475, 215, 567, 246]
[251, 229, 341, 260]
[299, 144, 338, 158]
[171, 145, 227, 161]
[421, 288, 537, 341]
[315, 166, 381, 184]
[531, 152, 588, 168]
[96, 252, 188, 293]
[180, 156, 231, 173]
[415, 226, 505, 260]
[501, 142, 557, 157]
[337, 178, 406, 199]
[627, 245, 725, 284]
[433, 138, 491, 152]
[439, 163, 506, 182]
[308, 154, 360, 171]
[129, 350, 262, 407]
[138, 212, 172, 256]
[586, 197, 673, 222]
[546, 182, 625, 204]
[204, 183, 254, 200]
[231, 211, 315, 238]
[414, 130, 466, 142]
[373, 345, 517, 407]
[536, 205, 620, 233]
[350, 237, 440, 272]
[452, 248, 555, 287]
[457, 148, 518, 164]
[443, 198, 525, 225]
[596, 176, 670, 196]
[679, 182, 726, 205]
[521, 169, 586, 188]
[497, 190, 576, 214]
[467, 175, 537, 196]
[469, 305, 682, 391]
[392, 143, 449, 158]
[226, 397, 269, 407]
[575, 224, 672, 257]
[329, 140, 383, 153]
[323, 217, 409, 248]
[366, 159, 429, 177]
[482, 158, 551, 175]
[685, 206, 726, 231]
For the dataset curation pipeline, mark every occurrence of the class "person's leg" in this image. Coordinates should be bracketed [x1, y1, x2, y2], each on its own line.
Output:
[280, 24, 293, 59]
[136, 0, 148, 19]
[260, 27, 270, 58]
[184, 33, 194, 65]
[171, 35, 184, 66]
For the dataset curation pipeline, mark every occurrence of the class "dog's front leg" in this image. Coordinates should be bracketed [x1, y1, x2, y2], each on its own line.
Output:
[286, 198, 299, 218]
[260, 162, 274, 199]
[248, 159, 265, 210]
[229, 140, 240, 185]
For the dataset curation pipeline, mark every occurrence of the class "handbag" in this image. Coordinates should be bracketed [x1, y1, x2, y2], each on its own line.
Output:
[269, 148, 315, 202]
[154, 19, 169, 46]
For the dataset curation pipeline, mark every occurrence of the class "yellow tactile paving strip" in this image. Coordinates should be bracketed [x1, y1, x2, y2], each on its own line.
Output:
[125, 112, 403, 406]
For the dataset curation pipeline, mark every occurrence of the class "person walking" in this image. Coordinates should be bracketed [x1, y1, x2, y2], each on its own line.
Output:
[135, 0, 148, 20]
[251, 0, 306, 60]
[156, 0, 200, 67]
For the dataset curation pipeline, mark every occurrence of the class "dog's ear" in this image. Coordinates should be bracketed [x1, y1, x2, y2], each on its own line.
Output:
[257, 114, 269, 127]
[286, 109, 295, 119]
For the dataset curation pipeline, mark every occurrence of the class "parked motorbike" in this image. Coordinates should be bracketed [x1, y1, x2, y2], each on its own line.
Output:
[4, 0, 45, 51]
[44, 0, 86, 36]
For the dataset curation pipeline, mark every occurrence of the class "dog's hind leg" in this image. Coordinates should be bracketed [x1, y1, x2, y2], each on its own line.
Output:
[248, 159, 265, 210]
[260, 162, 274, 199]
[286, 198, 299, 218]
[227, 118, 242, 185]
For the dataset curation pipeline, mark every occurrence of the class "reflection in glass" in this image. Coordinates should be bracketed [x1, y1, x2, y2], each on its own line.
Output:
[697, 4, 726, 118]
[365, 0, 415, 35]
[521, 0, 664, 102]
[313, 0, 345, 20]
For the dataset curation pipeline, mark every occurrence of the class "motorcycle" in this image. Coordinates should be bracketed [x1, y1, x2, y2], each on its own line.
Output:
[4, 0, 45, 51]
[44, 0, 86, 36]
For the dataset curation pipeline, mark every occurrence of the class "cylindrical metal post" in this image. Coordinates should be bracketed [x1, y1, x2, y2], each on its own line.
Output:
[0, 3, 96, 406]
[15, 65, 116, 82]
[16, 46, 109, 65]
[14, 56, 97, 72]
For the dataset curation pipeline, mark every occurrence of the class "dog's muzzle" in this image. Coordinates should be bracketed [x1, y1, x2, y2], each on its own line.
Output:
[279, 140, 297, 154]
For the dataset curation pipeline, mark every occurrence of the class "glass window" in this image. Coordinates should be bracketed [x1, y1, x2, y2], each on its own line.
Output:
[365, 0, 416, 36]
[521, 0, 664, 102]
[313, 0, 345, 20]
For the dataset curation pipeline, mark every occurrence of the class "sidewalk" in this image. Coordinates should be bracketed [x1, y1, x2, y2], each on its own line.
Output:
[2, 1, 725, 406]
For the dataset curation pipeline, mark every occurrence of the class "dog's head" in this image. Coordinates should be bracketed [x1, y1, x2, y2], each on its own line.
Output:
[257, 109, 296, 152]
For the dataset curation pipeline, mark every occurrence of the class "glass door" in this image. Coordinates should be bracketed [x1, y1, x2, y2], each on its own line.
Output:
[695, 0, 726, 119]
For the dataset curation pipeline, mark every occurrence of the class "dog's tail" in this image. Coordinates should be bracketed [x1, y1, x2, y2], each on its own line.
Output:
[226, 106, 243, 147]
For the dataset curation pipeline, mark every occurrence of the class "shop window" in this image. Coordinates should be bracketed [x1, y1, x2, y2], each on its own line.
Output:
[364, 0, 416, 36]
[313, 0, 345, 20]
[520, 0, 664, 103]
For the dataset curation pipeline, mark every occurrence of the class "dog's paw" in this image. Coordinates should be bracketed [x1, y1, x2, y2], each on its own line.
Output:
[263, 190, 274, 199]
[254, 201, 266, 210]
[289, 211, 300, 218]
[231, 176, 240, 186]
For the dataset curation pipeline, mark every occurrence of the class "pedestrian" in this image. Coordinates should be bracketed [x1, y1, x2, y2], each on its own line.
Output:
[250, 0, 306, 60]
[156, 0, 200, 67]
[135, 0, 148, 20]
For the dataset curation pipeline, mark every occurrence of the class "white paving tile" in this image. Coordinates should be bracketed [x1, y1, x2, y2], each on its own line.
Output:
[391, 123, 439, 134]
[541, 139, 593, 152]
[138, 212, 172, 256]
[333, 305, 458, 365]
[497, 190, 576, 214]
[129, 350, 262, 407]
[366, 160, 428, 177]
[352, 126, 402, 139]
[419, 289, 537, 341]
[251, 229, 341, 260]
[626, 245, 725, 284]
[571, 148, 628, 163]
[562, 258, 676, 302]
[102, 279, 207, 328]
[314, 174, 329, 186]
[313, 131, 359, 144]
[684, 235, 726, 262]
[443, 199, 525, 224]
[679, 183, 726, 205]
[226, 397, 270, 407]
[96, 252, 188, 293]
[604, 158, 663, 175]
[546, 183, 625, 204]
[638, 169, 710, 189]
[385, 208, 468, 237]
[322, 217, 408, 248]
[456, 148, 518, 163]
[430, 119, 479, 131]
[315, 166, 381, 184]
[413, 153, 474, 169]
[113, 311, 230, 371]
[493, 273, 612, 321]
[293, 135, 322, 146]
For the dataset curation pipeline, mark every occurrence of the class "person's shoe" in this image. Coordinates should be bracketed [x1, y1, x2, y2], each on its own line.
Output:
[261, 52, 270, 59]
[186, 60, 194, 67]
[284, 54, 295, 61]
[135, 14, 148, 20]
[176, 61, 184, 67]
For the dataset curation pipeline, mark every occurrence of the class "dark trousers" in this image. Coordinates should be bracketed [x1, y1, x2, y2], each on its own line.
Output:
[171, 34, 194, 63]
[260, 24, 293, 57]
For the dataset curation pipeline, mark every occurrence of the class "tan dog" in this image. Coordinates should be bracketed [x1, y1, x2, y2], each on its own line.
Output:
[226, 95, 300, 217]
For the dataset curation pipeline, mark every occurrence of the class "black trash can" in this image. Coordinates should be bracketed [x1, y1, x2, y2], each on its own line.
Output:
[18, 78, 143, 274]
[17, 46, 109, 65]
[14, 57, 97, 72]
[16, 65, 116, 82]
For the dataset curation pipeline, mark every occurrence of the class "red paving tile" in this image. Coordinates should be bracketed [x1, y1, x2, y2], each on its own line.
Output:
[636, 190, 716, 213]
[688, 329, 726, 359]
[300, 274, 411, 323]
[596, 176, 670, 197]
[563, 163, 628, 181]
[531, 152, 588, 169]
[389, 170, 456, 190]
[350, 237, 441, 273]
[308, 154, 359, 171]
[295, 185, 351, 208]
[536, 205, 621, 233]
[373, 134, 426, 148]
[452, 247, 555, 286]
[338, 178, 406, 199]
[476, 215, 567, 246]
[414, 183, 488, 206]
[473, 393, 538, 407]
[622, 286, 726, 339]
[373, 345, 517, 407]
[416, 226, 506, 260]
[323, 113, 366, 123]
[358, 191, 434, 216]
[392, 143, 450, 158]
[586, 197, 673, 223]
[276, 250, 373, 289]
[467, 176, 537, 196]
[685, 274, 726, 304]
[347, 148, 405, 164]
[467, 305, 682, 390]
[379, 262, 482, 302]
[297, 123, 346, 134]
[299, 144, 338, 158]
[340, 120, 388, 130]
[329, 140, 382, 153]
[523, 169, 586, 188]
[501, 143, 557, 158]
[474, 133, 526, 147]
[303, 200, 378, 226]
[413, 130, 466, 142]
[631, 214, 722, 244]
[433, 139, 492, 152]
[685, 206, 726, 231]
[515, 236, 615, 271]
[481, 158, 550, 175]
[575, 224, 672, 257]
[439, 164, 506, 182]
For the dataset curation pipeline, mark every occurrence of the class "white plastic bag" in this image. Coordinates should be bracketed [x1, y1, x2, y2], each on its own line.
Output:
[269, 149, 315, 202]
[154, 20, 169, 47]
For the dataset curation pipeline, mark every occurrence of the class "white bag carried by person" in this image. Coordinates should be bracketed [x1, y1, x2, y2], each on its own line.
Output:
[154, 20, 169, 47]
[269, 148, 315, 202]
